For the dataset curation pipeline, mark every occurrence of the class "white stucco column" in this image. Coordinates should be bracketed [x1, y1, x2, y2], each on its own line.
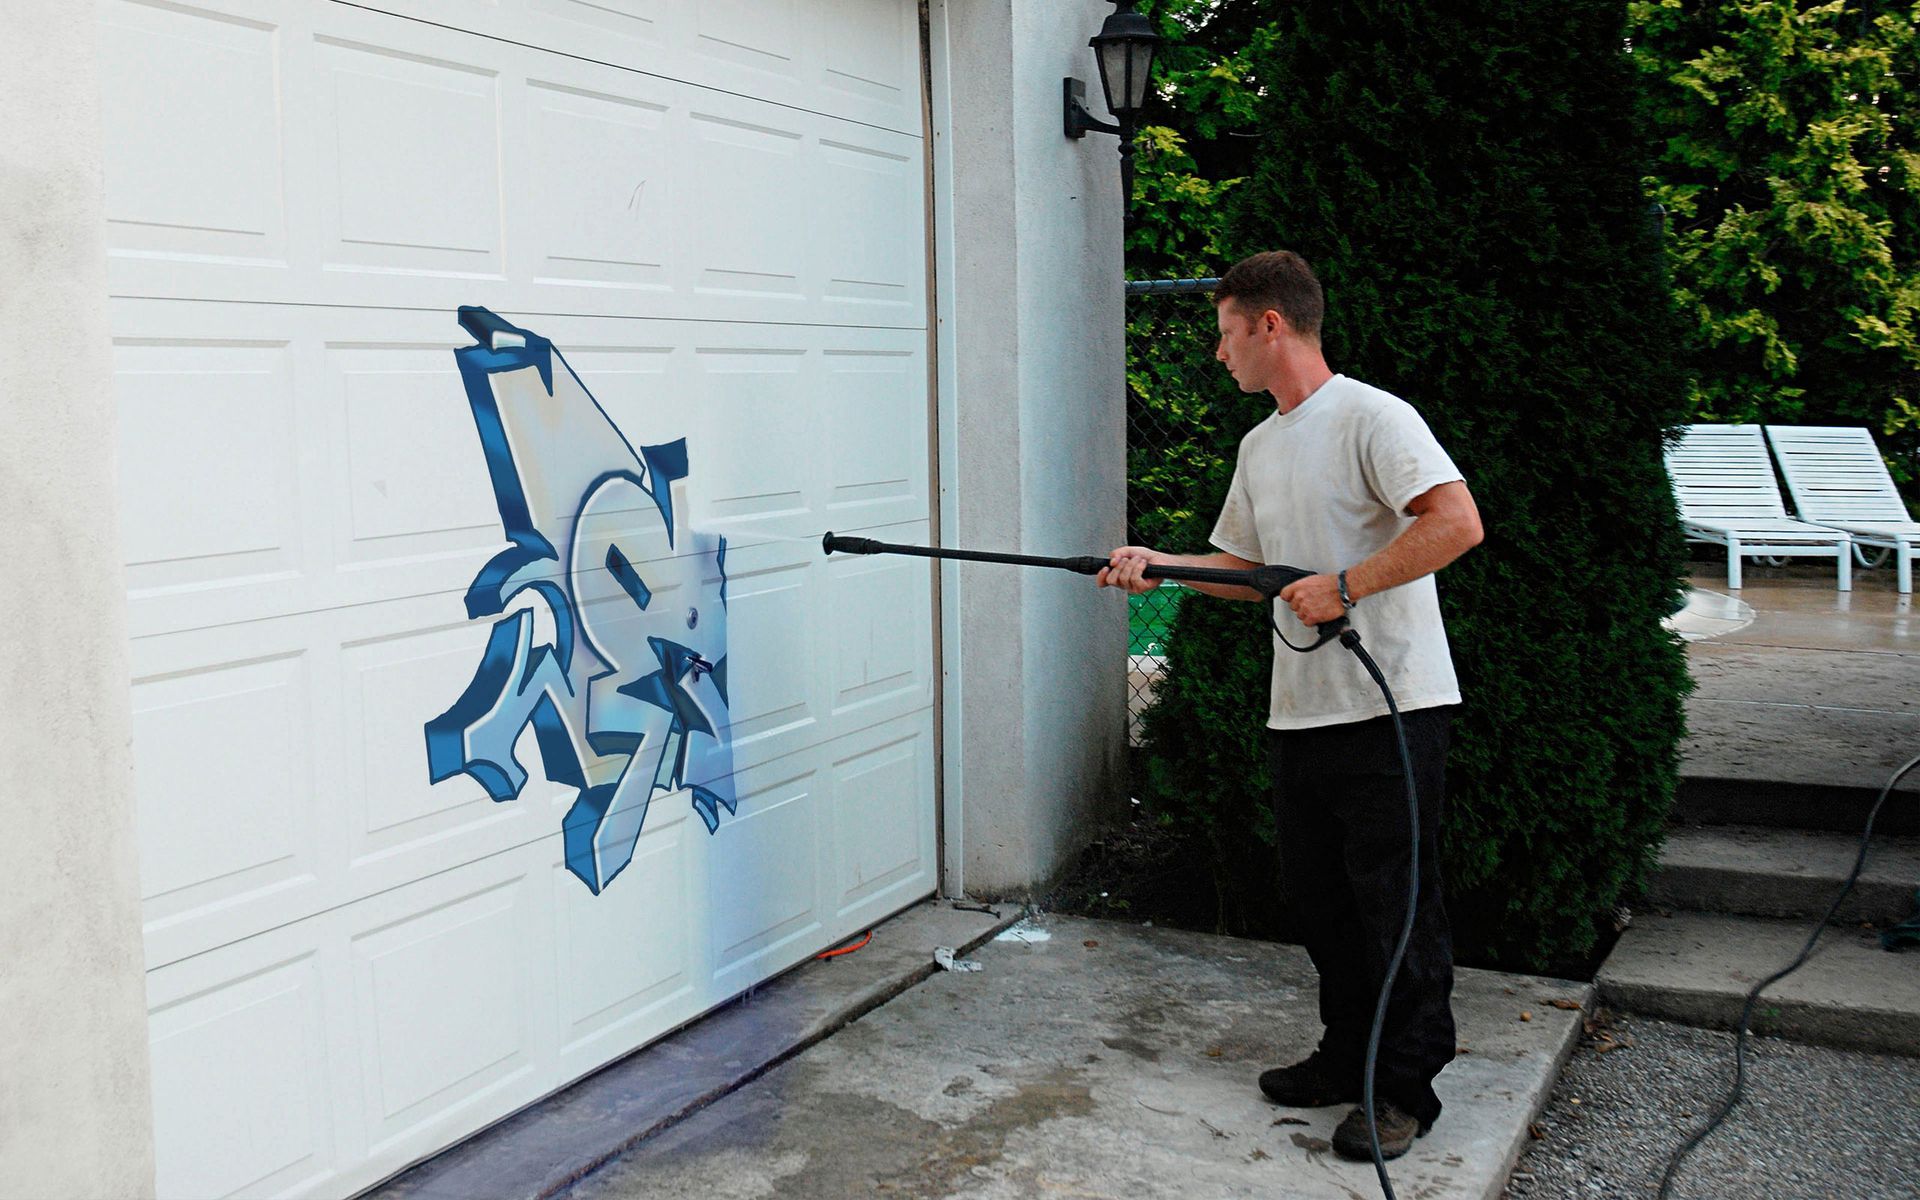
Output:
[929, 0, 1129, 896]
[0, 1, 157, 1193]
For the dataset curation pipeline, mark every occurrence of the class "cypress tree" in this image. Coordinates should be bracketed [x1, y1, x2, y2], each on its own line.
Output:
[1138, 0, 1695, 969]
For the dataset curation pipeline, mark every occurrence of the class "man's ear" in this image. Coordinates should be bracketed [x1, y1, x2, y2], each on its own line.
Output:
[1261, 309, 1288, 338]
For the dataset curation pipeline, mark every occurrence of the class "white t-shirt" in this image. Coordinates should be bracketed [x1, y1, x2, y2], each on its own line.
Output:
[1208, 374, 1465, 730]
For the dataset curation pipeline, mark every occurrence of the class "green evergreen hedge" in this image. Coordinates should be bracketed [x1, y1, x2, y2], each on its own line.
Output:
[1137, 0, 1696, 970]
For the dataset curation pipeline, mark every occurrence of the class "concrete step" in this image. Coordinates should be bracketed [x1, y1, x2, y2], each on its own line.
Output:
[1649, 824, 1920, 925]
[1597, 910, 1920, 1056]
[1675, 777, 1920, 837]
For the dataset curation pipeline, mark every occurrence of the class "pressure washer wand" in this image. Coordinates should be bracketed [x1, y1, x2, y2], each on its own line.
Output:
[821, 532, 1347, 638]
[821, 532, 1315, 593]
[822, 533, 1119, 578]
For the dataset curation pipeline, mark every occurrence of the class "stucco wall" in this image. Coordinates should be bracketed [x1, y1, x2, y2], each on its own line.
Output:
[0, 1, 158, 1194]
[931, 0, 1129, 895]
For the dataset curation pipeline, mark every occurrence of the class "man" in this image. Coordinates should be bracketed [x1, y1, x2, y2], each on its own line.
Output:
[1098, 250, 1483, 1160]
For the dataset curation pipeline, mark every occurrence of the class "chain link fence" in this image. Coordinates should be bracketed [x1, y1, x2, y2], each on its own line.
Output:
[1125, 277, 1223, 744]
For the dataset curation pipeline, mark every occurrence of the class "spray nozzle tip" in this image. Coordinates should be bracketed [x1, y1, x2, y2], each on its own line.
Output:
[823, 533, 884, 557]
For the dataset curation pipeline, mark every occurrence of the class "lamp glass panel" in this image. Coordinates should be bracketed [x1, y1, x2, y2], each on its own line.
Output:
[1095, 39, 1127, 116]
[1124, 41, 1156, 109]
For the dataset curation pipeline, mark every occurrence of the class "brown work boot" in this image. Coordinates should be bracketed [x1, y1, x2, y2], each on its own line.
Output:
[1331, 1098, 1428, 1161]
[1257, 1052, 1360, 1108]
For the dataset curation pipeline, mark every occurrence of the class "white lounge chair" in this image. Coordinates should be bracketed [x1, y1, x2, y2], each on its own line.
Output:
[1666, 423, 1851, 590]
[1765, 425, 1917, 594]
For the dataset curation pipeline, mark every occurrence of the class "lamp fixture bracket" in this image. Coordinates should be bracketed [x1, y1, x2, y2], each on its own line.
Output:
[1063, 77, 1122, 140]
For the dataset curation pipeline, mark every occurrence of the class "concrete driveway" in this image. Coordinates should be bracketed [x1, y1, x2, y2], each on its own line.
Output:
[563, 912, 1586, 1200]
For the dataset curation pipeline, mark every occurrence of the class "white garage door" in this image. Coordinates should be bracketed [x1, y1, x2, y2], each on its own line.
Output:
[98, 2, 936, 1195]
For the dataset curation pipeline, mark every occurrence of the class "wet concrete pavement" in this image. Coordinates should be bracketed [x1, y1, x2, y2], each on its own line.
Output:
[1677, 565, 1917, 794]
[566, 914, 1588, 1200]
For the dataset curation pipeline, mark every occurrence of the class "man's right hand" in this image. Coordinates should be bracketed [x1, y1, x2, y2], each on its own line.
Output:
[1098, 546, 1166, 594]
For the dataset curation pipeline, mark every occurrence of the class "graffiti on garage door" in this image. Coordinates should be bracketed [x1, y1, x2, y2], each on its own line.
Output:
[425, 307, 734, 895]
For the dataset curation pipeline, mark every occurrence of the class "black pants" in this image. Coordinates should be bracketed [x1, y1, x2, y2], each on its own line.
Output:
[1269, 706, 1457, 1127]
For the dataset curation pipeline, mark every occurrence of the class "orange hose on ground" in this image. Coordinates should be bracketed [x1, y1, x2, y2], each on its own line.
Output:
[815, 930, 873, 960]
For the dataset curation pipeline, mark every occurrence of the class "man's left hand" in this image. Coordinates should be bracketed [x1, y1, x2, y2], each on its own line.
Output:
[1279, 573, 1346, 627]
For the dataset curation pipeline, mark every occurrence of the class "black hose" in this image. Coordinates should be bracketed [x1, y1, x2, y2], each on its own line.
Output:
[1656, 751, 1920, 1198]
[1348, 637, 1420, 1200]
[1270, 603, 1421, 1200]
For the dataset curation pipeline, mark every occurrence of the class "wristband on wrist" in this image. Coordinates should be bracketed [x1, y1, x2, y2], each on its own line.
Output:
[1337, 569, 1357, 610]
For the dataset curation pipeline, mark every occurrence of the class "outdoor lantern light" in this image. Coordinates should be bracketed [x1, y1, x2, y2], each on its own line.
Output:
[1090, 2, 1157, 119]
[1064, 1, 1160, 225]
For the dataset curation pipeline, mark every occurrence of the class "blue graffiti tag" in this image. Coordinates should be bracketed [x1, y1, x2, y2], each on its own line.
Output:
[425, 307, 734, 894]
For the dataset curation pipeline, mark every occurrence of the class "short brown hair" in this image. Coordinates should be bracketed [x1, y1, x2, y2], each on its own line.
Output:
[1214, 250, 1324, 341]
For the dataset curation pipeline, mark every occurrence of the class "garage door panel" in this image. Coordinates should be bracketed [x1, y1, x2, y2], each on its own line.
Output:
[716, 549, 818, 760]
[550, 810, 704, 1069]
[808, 517, 934, 747]
[687, 114, 808, 302]
[828, 550, 934, 718]
[525, 0, 669, 57]
[131, 668, 320, 960]
[116, 339, 306, 595]
[693, 0, 800, 79]
[714, 522, 935, 779]
[816, 138, 923, 311]
[707, 762, 823, 992]
[820, 0, 917, 109]
[314, 34, 505, 275]
[147, 944, 339, 1200]
[333, 342, 504, 565]
[103, 3, 926, 327]
[832, 718, 936, 923]
[349, 866, 543, 1156]
[688, 346, 812, 520]
[338, 618, 541, 870]
[525, 80, 674, 291]
[129, 645, 314, 906]
[361, 0, 920, 134]
[546, 345, 685, 480]
[98, 0, 289, 269]
[129, 616, 347, 973]
[703, 514, 937, 748]
[331, 597, 577, 894]
[825, 347, 926, 514]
